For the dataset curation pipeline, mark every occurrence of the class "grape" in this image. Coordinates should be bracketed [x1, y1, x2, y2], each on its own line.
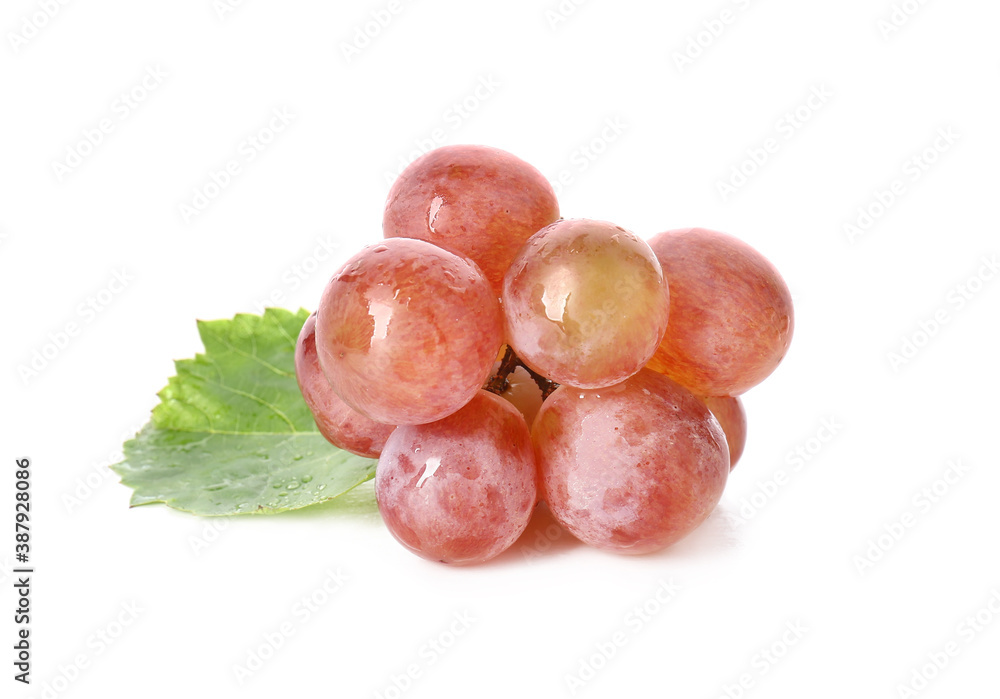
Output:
[533, 368, 729, 554]
[297, 145, 795, 565]
[375, 390, 537, 565]
[294, 313, 395, 457]
[646, 228, 793, 396]
[700, 395, 746, 469]
[498, 364, 544, 427]
[315, 238, 503, 426]
[503, 219, 670, 389]
[383, 145, 560, 296]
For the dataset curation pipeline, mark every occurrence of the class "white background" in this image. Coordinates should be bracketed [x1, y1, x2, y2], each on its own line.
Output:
[2, 0, 999, 697]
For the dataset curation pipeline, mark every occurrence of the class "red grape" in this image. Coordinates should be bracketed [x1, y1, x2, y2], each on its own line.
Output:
[315, 238, 503, 426]
[375, 391, 537, 565]
[647, 227, 793, 396]
[700, 395, 747, 469]
[383, 145, 559, 296]
[294, 313, 394, 457]
[533, 369, 729, 554]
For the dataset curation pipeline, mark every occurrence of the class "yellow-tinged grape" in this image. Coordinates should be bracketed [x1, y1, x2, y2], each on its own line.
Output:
[496, 364, 544, 427]
[503, 219, 669, 389]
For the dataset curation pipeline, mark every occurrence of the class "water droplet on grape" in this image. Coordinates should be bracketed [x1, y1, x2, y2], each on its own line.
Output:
[286, 481, 300, 490]
[416, 457, 442, 488]
[301, 475, 313, 483]
[428, 196, 445, 233]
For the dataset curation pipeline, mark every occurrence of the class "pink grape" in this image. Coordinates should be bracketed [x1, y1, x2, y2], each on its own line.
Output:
[315, 237, 503, 426]
[503, 219, 670, 389]
[383, 144, 560, 296]
[647, 228, 794, 396]
[375, 391, 537, 565]
[533, 368, 729, 554]
[500, 365, 544, 427]
[700, 395, 747, 469]
[294, 313, 394, 457]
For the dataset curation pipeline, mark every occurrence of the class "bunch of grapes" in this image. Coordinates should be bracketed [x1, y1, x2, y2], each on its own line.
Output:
[295, 145, 793, 565]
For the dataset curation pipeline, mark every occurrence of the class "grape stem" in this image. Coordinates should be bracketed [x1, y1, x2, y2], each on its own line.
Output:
[485, 346, 560, 400]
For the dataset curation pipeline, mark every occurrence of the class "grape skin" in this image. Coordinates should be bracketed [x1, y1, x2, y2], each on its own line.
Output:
[315, 237, 503, 426]
[294, 313, 395, 457]
[375, 391, 537, 565]
[383, 144, 560, 297]
[533, 369, 729, 555]
[700, 395, 747, 470]
[503, 219, 670, 390]
[647, 227, 794, 396]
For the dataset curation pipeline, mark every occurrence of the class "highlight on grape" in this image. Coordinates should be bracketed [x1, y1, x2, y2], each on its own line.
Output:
[298, 143, 795, 565]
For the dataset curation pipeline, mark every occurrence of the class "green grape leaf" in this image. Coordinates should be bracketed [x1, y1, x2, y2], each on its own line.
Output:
[111, 308, 377, 516]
